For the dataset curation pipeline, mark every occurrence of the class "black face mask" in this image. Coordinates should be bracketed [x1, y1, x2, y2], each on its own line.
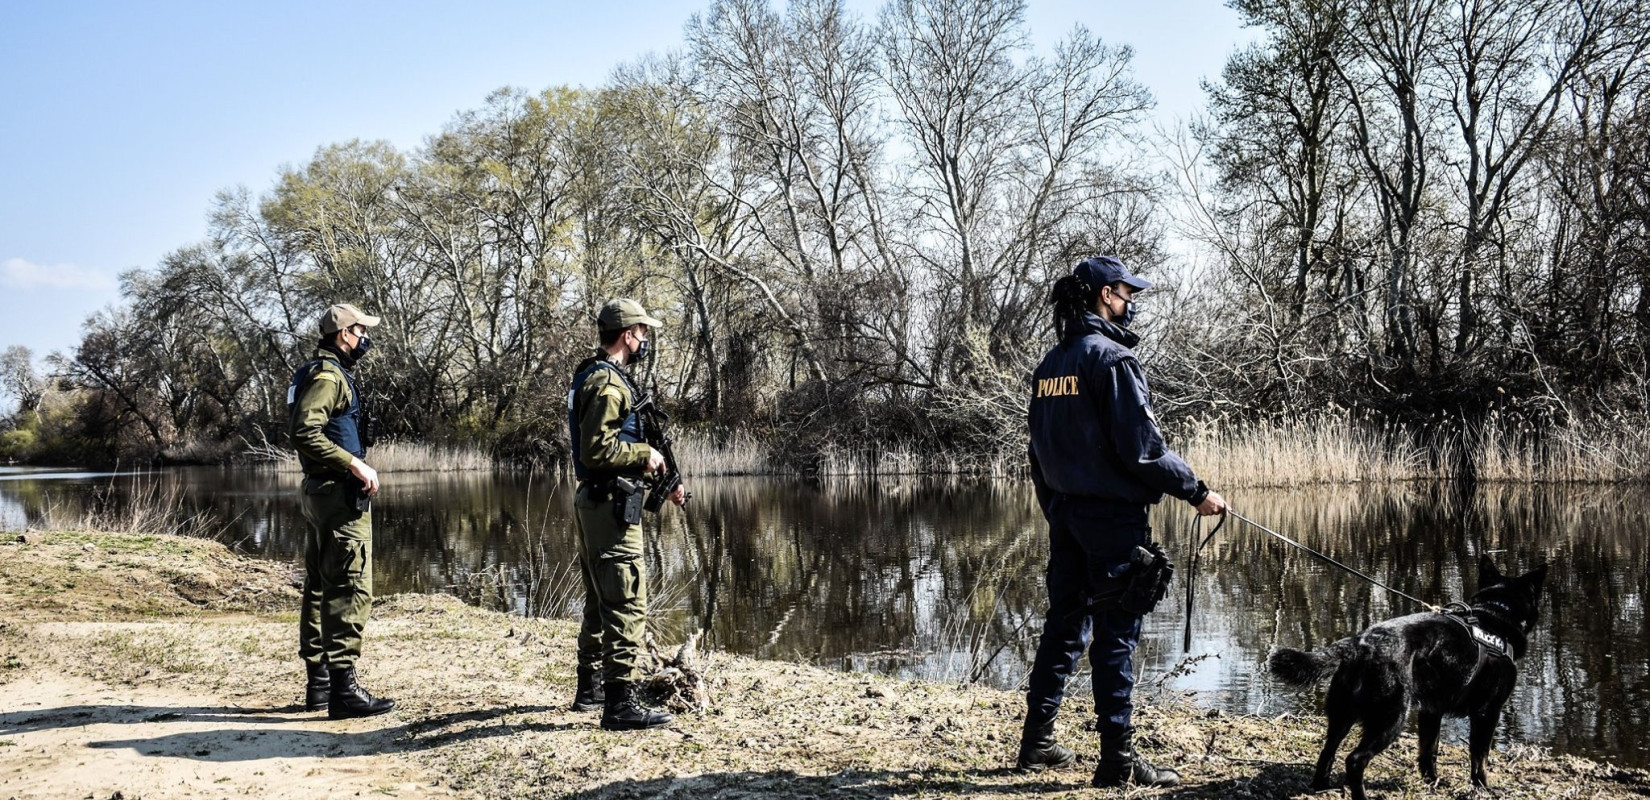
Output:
[631, 337, 650, 363]
[350, 333, 373, 361]
[1116, 299, 1137, 328]
[1103, 290, 1136, 328]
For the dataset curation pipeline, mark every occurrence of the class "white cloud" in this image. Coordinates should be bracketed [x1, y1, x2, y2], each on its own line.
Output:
[0, 258, 118, 291]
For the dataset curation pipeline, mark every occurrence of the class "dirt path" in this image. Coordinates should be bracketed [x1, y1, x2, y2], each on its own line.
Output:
[0, 673, 441, 799]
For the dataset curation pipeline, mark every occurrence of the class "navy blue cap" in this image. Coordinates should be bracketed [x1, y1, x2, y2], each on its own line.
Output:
[1074, 256, 1152, 292]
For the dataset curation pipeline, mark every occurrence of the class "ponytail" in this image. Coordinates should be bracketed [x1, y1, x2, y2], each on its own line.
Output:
[1050, 275, 1099, 338]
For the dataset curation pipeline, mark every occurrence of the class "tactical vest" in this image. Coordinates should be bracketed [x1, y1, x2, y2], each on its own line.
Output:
[288, 356, 367, 461]
[567, 358, 643, 482]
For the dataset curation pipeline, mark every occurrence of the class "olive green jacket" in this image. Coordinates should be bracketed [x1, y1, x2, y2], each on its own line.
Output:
[572, 359, 653, 475]
[289, 349, 358, 477]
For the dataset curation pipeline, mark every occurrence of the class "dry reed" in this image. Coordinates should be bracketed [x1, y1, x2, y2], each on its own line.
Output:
[249, 439, 495, 473]
[1177, 411, 1650, 487]
[240, 411, 1650, 485]
[1176, 413, 1434, 488]
[816, 445, 1022, 478]
[674, 429, 770, 476]
[33, 480, 219, 538]
[1456, 413, 1650, 483]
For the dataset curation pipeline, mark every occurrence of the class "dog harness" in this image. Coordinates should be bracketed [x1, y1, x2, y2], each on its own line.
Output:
[1439, 604, 1513, 664]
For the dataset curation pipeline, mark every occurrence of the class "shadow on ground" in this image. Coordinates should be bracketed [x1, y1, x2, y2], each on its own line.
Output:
[1, 702, 572, 762]
[555, 763, 1331, 799]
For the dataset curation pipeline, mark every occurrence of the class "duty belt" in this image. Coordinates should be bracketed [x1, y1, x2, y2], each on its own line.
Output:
[579, 476, 640, 503]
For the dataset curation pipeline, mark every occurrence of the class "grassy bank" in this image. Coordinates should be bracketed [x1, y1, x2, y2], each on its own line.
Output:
[2, 529, 1646, 799]
[1177, 412, 1650, 487]
[249, 438, 497, 473]
[670, 413, 1650, 486]
[774, 413, 1650, 485]
[89, 410, 1650, 485]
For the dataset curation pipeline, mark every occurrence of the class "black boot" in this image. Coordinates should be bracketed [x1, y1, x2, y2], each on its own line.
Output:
[1015, 714, 1075, 771]
[327, 666, 395, 720]
[571, 666, 605, 712]
[600, 681, 672, 731]
[1092, 727, 1180, 788]
[304, 662, 331, 712]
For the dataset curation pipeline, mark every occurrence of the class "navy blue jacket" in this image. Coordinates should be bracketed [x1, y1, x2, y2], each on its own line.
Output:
[1028, 313, 1201, 508]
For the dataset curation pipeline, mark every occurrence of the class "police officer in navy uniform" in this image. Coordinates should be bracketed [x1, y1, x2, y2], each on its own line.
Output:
[1016, 257, 1226, 787]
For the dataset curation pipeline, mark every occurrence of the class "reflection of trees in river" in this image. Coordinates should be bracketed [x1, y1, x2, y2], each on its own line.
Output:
[2, 472, 1644, 766]
[671, 479, 1048, 689]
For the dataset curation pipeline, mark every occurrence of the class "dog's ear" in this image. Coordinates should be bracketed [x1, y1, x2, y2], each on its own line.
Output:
[1518, 564, 1549, 598]
[1478, 553, 1504, 588]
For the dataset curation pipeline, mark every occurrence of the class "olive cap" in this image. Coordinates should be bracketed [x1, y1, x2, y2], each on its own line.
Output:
[597, 298, 664, 332]
[319, 303, 382, 334]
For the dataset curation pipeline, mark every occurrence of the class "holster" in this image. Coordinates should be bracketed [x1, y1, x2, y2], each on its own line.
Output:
[1118, 542, 1174, 615]
[343, 478, 372, 513]
[611, 477, 645, 525]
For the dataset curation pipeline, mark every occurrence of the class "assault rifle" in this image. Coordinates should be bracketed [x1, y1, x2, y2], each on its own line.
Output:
[633, 392, 689, 513]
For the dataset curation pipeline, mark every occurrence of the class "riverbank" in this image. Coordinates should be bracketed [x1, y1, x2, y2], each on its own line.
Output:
[15, 409, 1650, 486]
[2, 530, 1646, 799]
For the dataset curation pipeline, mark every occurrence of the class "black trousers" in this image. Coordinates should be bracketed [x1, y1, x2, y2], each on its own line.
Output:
[1023, 495, 1149, 739]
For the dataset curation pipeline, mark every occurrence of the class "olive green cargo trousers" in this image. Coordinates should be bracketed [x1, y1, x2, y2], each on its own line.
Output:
[298, 476, 374, 668]
[574, 485, 648, 683]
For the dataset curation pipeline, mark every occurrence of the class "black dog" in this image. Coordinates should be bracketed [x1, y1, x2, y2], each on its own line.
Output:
[1268, 555, 1547, 800]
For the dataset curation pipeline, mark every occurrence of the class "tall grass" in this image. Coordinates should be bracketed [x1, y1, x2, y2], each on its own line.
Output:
[815, 445, 1024, 478]
[33, 480, 220, 538]
[678, 413, 1650, 484]
[449, 558, 585, 620]
[249, 439, 495, 473]
[674, 429, 770, 476]
[1457, 414, 1650, 482]
[242, 411, 1650, 484]
[1176, 413, 1435, 489]
[1177, 412, 1650, 487]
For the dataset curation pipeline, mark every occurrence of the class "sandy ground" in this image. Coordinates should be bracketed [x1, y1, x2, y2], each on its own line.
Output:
[1, 672, 439, 799]
[3, 530, 1648, 800]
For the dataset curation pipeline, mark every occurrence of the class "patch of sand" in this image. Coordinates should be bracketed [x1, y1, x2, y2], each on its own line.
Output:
[0, 674, 446, 800]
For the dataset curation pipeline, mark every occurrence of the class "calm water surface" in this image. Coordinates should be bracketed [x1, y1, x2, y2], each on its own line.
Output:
[1, 466, 1644, 767]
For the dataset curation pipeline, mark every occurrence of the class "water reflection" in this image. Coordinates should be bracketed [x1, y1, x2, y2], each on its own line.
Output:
[1, 470, 1643, 768]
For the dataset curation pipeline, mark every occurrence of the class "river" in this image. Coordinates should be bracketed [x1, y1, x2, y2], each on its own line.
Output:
[1, 466, 1643, 768]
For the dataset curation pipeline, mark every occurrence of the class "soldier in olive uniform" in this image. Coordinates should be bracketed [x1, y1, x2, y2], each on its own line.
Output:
[288, 302, 395, 719]
[567, 299, 687, 730]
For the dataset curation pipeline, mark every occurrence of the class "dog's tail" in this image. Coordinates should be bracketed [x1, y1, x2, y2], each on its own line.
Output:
[1267, 639, 1355, 686]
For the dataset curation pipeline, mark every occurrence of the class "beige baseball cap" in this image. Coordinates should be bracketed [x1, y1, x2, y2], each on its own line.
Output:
[319, 303, 382, 334]
[597, 298, 664, 332]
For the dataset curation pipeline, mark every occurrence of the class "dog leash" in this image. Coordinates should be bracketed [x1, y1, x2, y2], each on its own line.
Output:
[1181, 512, 1226, 652]
[1226, 510, 1440, 611]
[1183, 509, 1441, 653]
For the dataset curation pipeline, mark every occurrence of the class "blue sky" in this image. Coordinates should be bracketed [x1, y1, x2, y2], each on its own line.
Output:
[0, 0, 1253, 369]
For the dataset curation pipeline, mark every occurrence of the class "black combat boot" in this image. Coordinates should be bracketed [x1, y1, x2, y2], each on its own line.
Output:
[571, 666, 605, 712]
[1015, 714, 1075, 771]
[327, 666, 396, 720]
[1092, 727, 1180, 788]
[304, 662, 331, 712]
[599, 681, 673, 731]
